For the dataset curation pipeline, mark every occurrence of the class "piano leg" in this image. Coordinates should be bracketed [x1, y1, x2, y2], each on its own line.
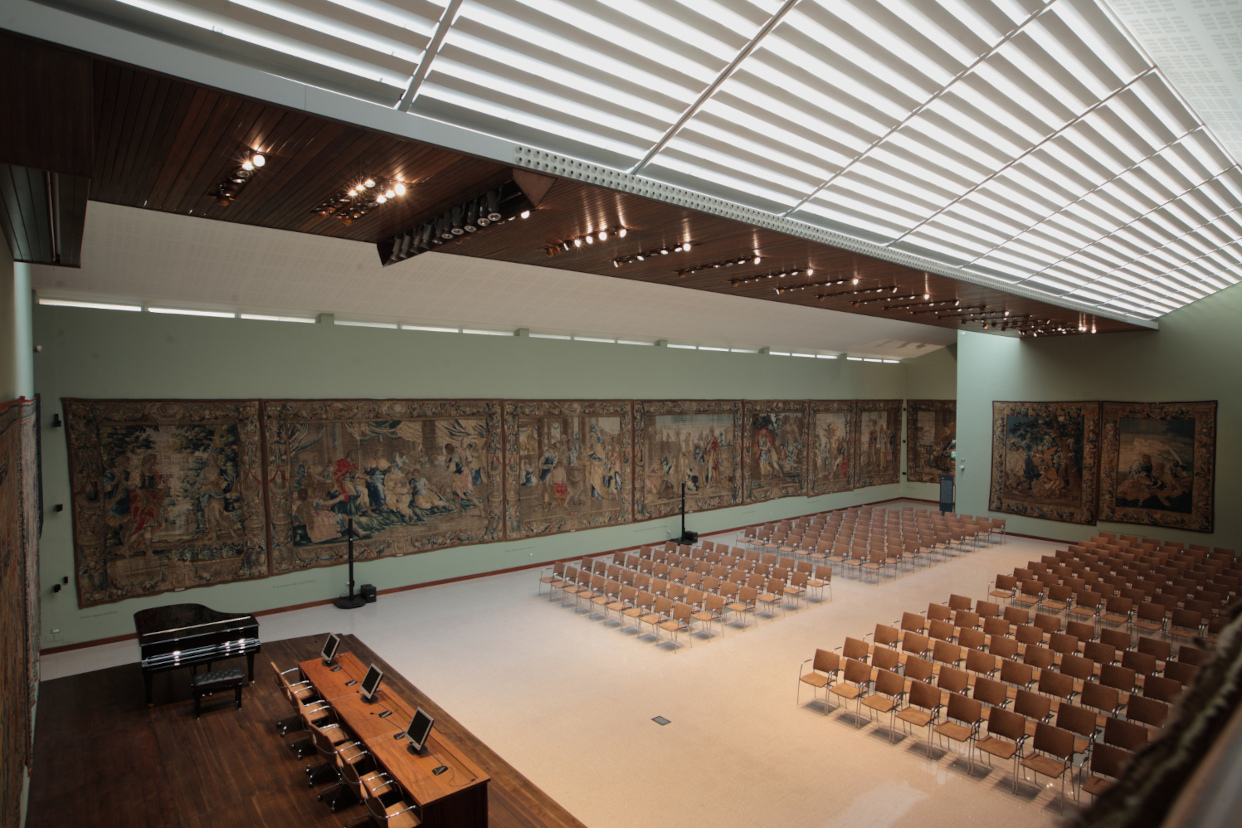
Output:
[145, 671, 154, 708]
[247, 652, 256, 685]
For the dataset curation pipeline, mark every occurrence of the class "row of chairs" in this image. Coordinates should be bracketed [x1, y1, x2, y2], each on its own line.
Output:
[270, 661, 419, 827]
[990, 537, 1239, 642]
[797, 587, 1210, 811]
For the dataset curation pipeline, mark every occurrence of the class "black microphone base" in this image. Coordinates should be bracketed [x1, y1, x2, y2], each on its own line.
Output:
[334, 595, 366, 610]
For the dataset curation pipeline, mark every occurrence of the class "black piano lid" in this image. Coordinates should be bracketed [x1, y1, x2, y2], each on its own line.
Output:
[134, 603, 259, 643]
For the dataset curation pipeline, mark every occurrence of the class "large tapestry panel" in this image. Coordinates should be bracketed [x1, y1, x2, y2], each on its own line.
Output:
[989, 401, 1100, 525]
[1099, 401, 1216, 532]
[266, 399, 503, 573]
[634, 401, 741, 520]
[64, 399, 268, 607]
[906, 400, 956, 484]
[504, 401, 632, 539]
[854, 401, 902, 488]
[0, 402, 29, 828]
[742, 401, 808, 503]
[808, 401, 855, 496]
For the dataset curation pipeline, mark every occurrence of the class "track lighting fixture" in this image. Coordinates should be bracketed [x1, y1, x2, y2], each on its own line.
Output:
[611, 241, 694, 268]
[545, 226, 631, 258]
[380, 181, 534, 266]
[313, 174, 410, 223]
[210, 148, 268, 207]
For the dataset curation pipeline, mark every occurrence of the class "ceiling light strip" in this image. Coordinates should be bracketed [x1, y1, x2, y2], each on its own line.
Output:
[782, 1, 1049, 217]
[629, 0, 802, 175]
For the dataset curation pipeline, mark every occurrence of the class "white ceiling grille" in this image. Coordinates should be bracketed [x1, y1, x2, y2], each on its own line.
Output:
[56, 0, 1242, 321]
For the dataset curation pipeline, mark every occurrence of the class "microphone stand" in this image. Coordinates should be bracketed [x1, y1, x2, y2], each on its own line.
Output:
[334, 517, 366, 609]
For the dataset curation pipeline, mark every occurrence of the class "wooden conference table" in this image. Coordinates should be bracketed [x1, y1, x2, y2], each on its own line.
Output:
[300, 651, 490, 827]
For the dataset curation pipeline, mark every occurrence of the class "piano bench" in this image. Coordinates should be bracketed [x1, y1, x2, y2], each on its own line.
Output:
[191, 668, 245, 718]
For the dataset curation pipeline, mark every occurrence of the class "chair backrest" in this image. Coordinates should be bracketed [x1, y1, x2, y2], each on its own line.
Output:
[874, 668, 905, 698]
[1037, 669, 1074, 701]
[1091, 743, 1133, 782]
[938, 666, 969, 695]
[1014, 688, 1051, 722]
[933, 639, 962, 667]
[1065, 619, 1096, 642]
[927, 602, 952, 622]
[1032, 722, 1075, 760]
[1023, 645, 1055, 671]
[1177, 644, 1207, 666]
[1122, 649, 1158, 678]
[1049, 632, 1079, 657]
[990, 636, 1020, 661]
[929, 619, 956, 642]
[1144, 675, 1184, 703]
[1084, 641, 1117, 666]
[1016, 624, 1044, 646]
[1127, 694, 1169, 728]
[1032, 612, 1061, 634]
[1103, 715, 1150, 751]
[1100, 627, 1131, 651]
[908, 678, 940, 712]
[983, 616, 1012, 637]
[1055, 701, 1098, 739]
[901, 611, 926, 633]
[987, 706, 1026, 742]
[965, 647, 997, 676]
[812, 648, 841, 675]
[902, 632, 930, 656]
[843, 658, 871, 685]
[1059, 653, 1095, 682]
[1163, 659, 1198, 685]
[904, 655, 934, 684]
[958, 627, 986, 652]
[946, 692, 983, 727]
[1137, 635, 1172, 662]
[872, 645, 901, 673]
[972, 676, 1008, 707]
[842, 636, 869, 661]
[976, 600, 1002, 618]
[874, 624, 900, 648]
[1100, 664, 1138, 693]
[1000, 659, 1033, 688]
[948, 593, 973, 612]
[1081, 681, 1120, 714]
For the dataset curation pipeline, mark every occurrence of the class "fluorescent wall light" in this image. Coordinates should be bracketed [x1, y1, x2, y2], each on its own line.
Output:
[730, 348, 760, 354]
[38, 298, 142, 312]
[698, 345, 728, 352]
[846, 356, 864, 362]
[816, 354, 839, 360]
[618, 339, 655, 346]
[864, 358, 883, 363]
[239, 313, 315, 323]
[462, 328, 512, 336]
[666, 343, 697, 349]
[769, 351, 791, 356]
[883, 359, 901, 364]
[147, 307, 236, 318]
[401, 324, 459, 333]
[791, 352, 815, 358]
[529, 332, 571, 340]
[339, 319, 399, 329]
[573, 336, 616, 343]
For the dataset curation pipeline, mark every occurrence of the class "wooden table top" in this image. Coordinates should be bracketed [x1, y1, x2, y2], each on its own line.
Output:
[300, 652, 489, 806]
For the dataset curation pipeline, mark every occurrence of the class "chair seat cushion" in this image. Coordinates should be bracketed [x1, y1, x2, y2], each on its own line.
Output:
[830, 683, 862, 700]
[800, 673, 830, 688]
[1022, 755, 1067, 777]
[896, 709, 932, 727]
[934, 721, 972, 742]
[862, 696, 896, 714]
[976, 737, 1016, 760]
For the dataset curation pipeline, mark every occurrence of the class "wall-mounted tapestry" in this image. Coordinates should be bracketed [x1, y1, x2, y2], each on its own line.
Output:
[989, 401, 1100, 525]
[503, 400, 632, 539]
[64, 399, 268, 607]
[265, 399, 503, 573]
[1099, 401, 1216, 532]
[808, 401, 855, 496]
[17, 399, 39, 765]
[854, 400, 902, 488]
[906, 400, 956, 483]
[1, 401, 30, 827]
[634, 400, 742, 520]
[742, 401, 808, 503]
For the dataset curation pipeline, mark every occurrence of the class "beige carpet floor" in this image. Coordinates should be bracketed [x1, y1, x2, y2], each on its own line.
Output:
[46, 506, 1081, 828]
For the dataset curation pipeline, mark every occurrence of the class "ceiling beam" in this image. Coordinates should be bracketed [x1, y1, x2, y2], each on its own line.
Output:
[629, 0, 802, 176]
[396, 0, 465, 112]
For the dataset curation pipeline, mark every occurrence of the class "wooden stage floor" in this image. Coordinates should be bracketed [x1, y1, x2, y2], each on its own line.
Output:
[27, 634, 586, 828]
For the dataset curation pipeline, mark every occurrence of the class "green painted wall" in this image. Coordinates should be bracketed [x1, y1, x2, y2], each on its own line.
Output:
[898, 346, 958, 501]
[34, 305, 954, 647]
[957, 282, 1242, 548]
[0, 239, 34, 400]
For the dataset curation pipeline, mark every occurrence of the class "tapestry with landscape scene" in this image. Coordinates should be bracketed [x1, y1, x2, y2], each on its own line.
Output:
[989, 401, 1100, 525]
[265, 399, 504, 573]
[64, 399, 268, 606]
[1099, 401, 1216, 532]
[503, 400, 632, 539]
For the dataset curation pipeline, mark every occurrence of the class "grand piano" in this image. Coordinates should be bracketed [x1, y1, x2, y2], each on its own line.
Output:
[134, 603, 261, 706]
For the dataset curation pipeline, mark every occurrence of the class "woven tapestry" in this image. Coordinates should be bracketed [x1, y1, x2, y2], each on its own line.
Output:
[17, 399, 38, 765]
[906, 400, 955, 484]
[1099, 401, 1216, 532]
[504, 401, 632, 539]
[808, 401, 854, 496]
[990, 401, 1100, 525]
[634, 401, 742, 520]
[265, 399, 503, 573]
[854, 400, 902, 488]
[742, 401, 808, 503]
[0, 401, 29, 828]
[64, 399, 268, 606]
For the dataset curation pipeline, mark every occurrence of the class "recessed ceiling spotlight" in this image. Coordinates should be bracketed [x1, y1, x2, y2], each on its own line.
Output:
[598, 230, 608, 241]
[683, 241, 691, 251]
[394, 182, 406, 195]
[520, 210, 531, 219]
[618, 227, 628, 238]
[364, 178, 376, 188]
[586, 234, 595, 245]
[753, 255, 762, 265]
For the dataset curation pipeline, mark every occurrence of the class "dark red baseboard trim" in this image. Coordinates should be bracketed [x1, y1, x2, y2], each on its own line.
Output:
[42, 495, 944, 655]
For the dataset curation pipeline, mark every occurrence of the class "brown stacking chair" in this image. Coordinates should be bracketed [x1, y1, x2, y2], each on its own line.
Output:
[1024, 645, 1056, 677]
[991, 573, 1018, 602]
[1122, 649, 1158, 681]
[976, 600, 1002, 619]
[1144, 674, 1184, 704]
[1043, 584, 1073, 613]
[935, 692, 984, 772]
[840, 636, 869, 662]
[1100, 663, 1139, 698]
[1070, 589, 1104, 621]
[1137, 635, 1172, 665]
[1081, 682, 1122, 727]
[862, 669, 907, 741]
[977, 707, 1027, 791]
[797, 649, 841, 712]
[948, 593, 973, 612]
[1103, 715, 1150, 752]
[1034, 612, 1062, 635]
[1049, 632, 1080, 662]
[1013, 579, 1044, 610]
[933, 639, 964, 672]
[1020, 723, 1077, 811]
[1037, 670, 1075, 711]
[1083, 743, 1132, 799]
[1163, 659, 1198, 686]
[896, 679, 942, 756]
[1000, 660, 1036, 695]
[871, 644, 901, 677]
[1169, 608, 1205, 641]
[901, 611, 927, 634]
[1101, 595, 1134, 628]
[726, 585, 757, 628]
[830, 658, 873, 725]
[1015, 624, 1045, 651]
[901, 632, 932, 663]
[972, 676, 1009, 709]
[928, 602, 953, 622]
[983, 615, 1012, 641]
[1133, 601, 1167, 637]
[1065, 619, 1096, 642]
[965, 648, 999, 681]
[1084, 640, 1118, 667]
[1176, 644, 1208, 666]
[1056, 701, 1098, 757]
[1127, 694, 1169, 729]
[1014, 688, 1052, 738]
[958, 627, 987, 652]
[991, 636, 1021, 663]
[1100, 627, 1131, 652]
[1060, 654, 1096, 693]
[1003, 605, 1030, 627]
[929, 618, 957, 643]
[903, 655, 935, 689]
[937, 666, 970, 705]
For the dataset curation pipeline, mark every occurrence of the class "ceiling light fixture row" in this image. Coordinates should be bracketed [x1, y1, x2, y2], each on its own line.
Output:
[676, 251, 763, 277]
[853, 293, 920, 307]
[210, 150, 266, 206]
[313, 174, 410, 224]
[545, 226, 628, 256]
[883, 298, 960, 311]
[816, 284, 902, 303]
[379, 181, 534, 266]
[611, 241, 693, 268]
